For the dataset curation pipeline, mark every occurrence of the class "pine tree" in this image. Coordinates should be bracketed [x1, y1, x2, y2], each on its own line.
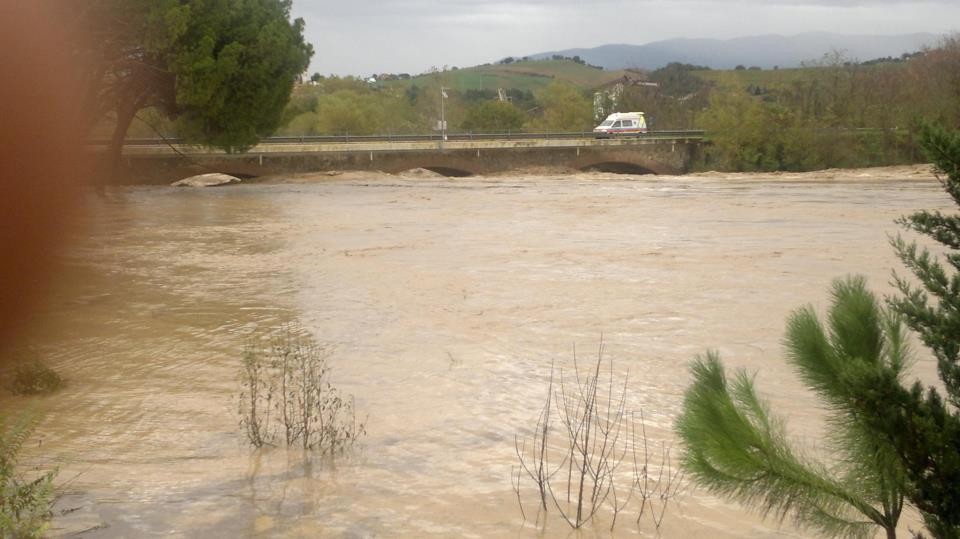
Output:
[879, 123, 960, 538]
[677, 277, 906, 539]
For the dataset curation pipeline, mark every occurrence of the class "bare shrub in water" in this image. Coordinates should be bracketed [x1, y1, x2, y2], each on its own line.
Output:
[239, 325, 365, 453]
[513, 342, 684, 531]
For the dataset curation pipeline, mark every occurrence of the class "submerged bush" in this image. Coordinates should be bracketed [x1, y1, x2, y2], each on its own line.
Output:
[0, 410, 57, 538]
[11, 360, 63, 396]
[513, 343, 684, 531]
[239, 324, 365, 454]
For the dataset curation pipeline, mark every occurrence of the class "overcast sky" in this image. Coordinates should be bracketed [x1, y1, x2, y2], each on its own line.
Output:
[291, 0, 959, 76]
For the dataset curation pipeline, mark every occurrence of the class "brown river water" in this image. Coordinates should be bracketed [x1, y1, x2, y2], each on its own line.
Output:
[4, 167, 951, 538]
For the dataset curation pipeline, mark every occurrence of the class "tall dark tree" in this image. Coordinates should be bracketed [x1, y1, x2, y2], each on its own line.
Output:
[77, 0, 313, 171]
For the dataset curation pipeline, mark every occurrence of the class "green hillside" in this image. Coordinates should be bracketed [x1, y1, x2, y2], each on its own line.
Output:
[692, 67, 810, 88]
[386, 59, 626, 93]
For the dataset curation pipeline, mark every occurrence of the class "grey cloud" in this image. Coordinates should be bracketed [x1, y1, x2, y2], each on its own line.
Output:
[292, 0, 958, 75]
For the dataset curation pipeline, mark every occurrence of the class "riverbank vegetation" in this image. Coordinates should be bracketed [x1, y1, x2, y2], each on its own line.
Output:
[0, 410, 57, 538]
[677, 125, 960, 538]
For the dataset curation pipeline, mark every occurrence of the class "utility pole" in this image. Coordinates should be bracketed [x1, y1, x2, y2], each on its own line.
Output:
[440, 86, 448, 146]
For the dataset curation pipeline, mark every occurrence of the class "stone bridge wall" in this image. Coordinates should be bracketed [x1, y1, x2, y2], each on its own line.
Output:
[114, 140, 701, 184]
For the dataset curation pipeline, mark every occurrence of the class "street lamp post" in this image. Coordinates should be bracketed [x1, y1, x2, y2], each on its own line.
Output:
[440, 86, 448, 145]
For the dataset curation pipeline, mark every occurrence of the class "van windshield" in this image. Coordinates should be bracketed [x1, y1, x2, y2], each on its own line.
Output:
[599, 120, 614, 127]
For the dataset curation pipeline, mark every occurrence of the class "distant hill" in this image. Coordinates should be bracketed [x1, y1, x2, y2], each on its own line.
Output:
[530, 32, 939, 70]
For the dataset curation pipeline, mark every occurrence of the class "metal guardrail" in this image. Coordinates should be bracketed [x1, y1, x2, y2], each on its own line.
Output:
[103, 130, 706, 146]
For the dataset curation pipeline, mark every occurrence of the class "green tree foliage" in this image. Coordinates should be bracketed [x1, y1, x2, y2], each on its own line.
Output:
[649, 63, 709, 97]
[529, 81, 593, 132]
[873, 122, 960, 538]
[312, 91, 387, 135]
[697, 78, 813, 171]
[277, 82, 421, 136]
[677, 276, 907, 539]
[81, 0, 312, 165]
[894, 124, 960, 405]
[461, 101, 526, 132]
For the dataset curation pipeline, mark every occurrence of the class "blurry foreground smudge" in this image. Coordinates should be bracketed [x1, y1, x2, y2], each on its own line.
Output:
[0, 3, 90, 350]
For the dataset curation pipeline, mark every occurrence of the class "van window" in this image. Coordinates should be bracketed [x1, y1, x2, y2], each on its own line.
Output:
[623, 120, 635, 127]
[599, 120, 614, 127]
[612, 121, 622, 128]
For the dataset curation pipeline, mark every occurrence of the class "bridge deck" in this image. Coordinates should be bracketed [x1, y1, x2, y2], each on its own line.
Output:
[105, 133, 704, 157]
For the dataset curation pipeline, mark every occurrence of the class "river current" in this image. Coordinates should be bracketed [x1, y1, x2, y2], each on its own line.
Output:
[6, 169, 950, 537]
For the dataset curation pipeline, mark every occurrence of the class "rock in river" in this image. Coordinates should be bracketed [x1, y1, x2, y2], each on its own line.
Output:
[171, 173, 241, 187]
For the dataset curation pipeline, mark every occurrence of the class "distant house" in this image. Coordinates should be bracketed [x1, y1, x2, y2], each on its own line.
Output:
[592, 71, 659, 120]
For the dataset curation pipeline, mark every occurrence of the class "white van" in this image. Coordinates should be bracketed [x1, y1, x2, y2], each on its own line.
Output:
[593, 112, 647, 138]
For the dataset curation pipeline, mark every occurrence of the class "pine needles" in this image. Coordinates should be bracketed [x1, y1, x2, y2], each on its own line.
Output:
[677, 276, 906, 539]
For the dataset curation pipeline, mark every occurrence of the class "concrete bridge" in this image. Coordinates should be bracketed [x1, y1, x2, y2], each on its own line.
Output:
[111, 133, 704, 183]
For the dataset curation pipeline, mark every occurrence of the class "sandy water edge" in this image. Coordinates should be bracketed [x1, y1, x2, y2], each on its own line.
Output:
[248, 163, 939, 185]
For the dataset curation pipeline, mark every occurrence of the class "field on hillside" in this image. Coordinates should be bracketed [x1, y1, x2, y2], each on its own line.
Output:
[692, 61, 909, 89]
[386, 59, 627, 93]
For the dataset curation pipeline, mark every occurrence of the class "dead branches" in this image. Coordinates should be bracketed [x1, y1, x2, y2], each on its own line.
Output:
[514, 342, 684, 532]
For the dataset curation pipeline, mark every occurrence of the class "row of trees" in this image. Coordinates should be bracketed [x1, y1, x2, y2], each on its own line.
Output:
[699, 39, 960, 171]
[678, 123, 960, 538]
[276, 78, 597, 135]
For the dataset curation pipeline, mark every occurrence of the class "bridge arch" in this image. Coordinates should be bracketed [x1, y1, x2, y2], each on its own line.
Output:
[420, 166, 474, 177]
[579, 161, 656, 175]
[575, 151, 679, 175]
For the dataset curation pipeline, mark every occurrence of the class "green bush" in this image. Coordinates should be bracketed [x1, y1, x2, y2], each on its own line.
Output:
[11, 360, 63, 396]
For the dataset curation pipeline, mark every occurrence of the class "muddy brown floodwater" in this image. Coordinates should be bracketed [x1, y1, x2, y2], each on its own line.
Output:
[4, 167, 952, 538]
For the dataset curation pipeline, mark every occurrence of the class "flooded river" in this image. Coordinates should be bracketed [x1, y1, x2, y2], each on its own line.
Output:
[6, 169, 951, 537]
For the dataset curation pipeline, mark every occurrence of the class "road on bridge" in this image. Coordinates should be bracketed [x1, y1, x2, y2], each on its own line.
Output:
[103, 130, 705, 156]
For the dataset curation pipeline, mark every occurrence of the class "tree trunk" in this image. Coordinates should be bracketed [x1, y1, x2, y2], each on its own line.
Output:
[107, 96, 139, 183]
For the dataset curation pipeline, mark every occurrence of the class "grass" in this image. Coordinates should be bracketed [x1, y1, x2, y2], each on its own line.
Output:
[691, 62, 911, 89]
